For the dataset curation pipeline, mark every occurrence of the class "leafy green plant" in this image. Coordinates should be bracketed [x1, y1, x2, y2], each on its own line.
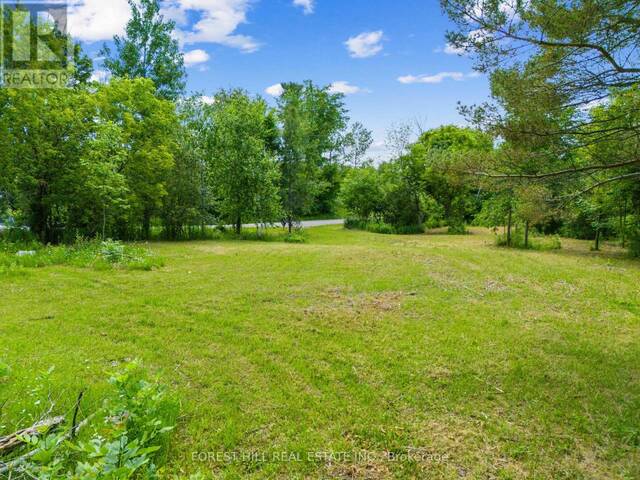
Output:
[345, 218, 424, 235]
[447, 223, 467, 235]
[100, 240, 126, 263]
[495, 231, 562, 251]
[284, 232, 307, 244]
[0, 239, 163, 274]
[2, 362, 178, 479]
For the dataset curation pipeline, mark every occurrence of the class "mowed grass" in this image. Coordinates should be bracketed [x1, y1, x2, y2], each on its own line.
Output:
[1, 227, 639, 479]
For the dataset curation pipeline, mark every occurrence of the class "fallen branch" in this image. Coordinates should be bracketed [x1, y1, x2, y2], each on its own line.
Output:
[0, 416, 65, 455]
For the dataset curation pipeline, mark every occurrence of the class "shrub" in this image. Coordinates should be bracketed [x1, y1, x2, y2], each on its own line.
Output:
[395, 224, 426, 235]
[345, 218, 423, 235]
[0, 227, 37, 245]
[100, 239, 126, 263]
[0, 239, 164, 274]
[284, 232, 307, 244]
[340, 167, 385, 220]
[344, 218, 364, 230]
[1, 362, 178, 479]
[447, 223, 467, 235]
[495, 231, 562, 251]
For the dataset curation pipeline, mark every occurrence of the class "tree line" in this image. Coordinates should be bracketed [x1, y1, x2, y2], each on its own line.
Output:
[340, 0, 640, 256]
[0, 0, 373, 243]
[1, 0, 638, 256]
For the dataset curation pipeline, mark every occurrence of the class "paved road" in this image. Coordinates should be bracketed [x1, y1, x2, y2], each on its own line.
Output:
[219, 219, 344, 230]
[296, 219, 344, 228]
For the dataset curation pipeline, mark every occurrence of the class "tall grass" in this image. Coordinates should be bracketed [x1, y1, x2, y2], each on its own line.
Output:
[0, 235, 164, 273]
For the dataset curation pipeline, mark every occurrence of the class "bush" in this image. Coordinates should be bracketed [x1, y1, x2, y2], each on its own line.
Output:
[447, 223, 467, 235]
[284, 232, 307, 244]
[100, 239, 126, 263]
[395, 224, 426, 235]
[1, 362, 178, 479]
[495, 231, 562, 251]
[340, 167, 385, 220]
[0, 239, 164, 273]
[345, 218, 424, 235]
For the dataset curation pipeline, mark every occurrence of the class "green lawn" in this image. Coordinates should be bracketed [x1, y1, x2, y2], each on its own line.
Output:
[1, 227, 639, 479]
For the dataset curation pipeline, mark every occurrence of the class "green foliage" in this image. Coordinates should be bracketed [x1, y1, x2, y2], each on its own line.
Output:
[162, 97, 214, 240]
[277, 81, 349, 228]
[1, 79, 178, 243]
[344, 218, 424, 235]
[284, 232, 308, 244]
[96, 78, 179, 240]
[629, 227, 640, 258]
[0, 361, 10, 380]
[340, 166, 385, 220]
[340, 121, 374, 167]
[4, 362, 178, 479]
[0, 238, 163, 273]
[207, 90, 282, 234]
[495, 231, 562, 251]
[101, 0, 186, 100]
[418, 125, 493, 153]
[442, 0, 640, 257]
[341, 125, 491, 233]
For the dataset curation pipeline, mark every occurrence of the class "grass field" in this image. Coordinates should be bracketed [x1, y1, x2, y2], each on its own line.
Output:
[1, 227, 639, 479]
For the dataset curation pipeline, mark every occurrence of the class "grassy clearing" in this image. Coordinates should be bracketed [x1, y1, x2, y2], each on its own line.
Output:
[1, 227, 638, 479]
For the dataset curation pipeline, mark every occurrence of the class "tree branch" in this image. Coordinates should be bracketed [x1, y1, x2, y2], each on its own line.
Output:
[557, 172, 640, 205]
[471, 159, 640, 180]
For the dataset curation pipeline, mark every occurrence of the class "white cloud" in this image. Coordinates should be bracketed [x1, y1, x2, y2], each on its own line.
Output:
[171, 0, 260, 52]
[184, 49, 210, 67]
[398, 72, 468, 84]
[200, 95, 216, 104]
[67, 0, 260, 53]
[345, 31, 384, 58]
[67, 0, 130, 42]
[438, 29, 490, 55]
[293, 0, 315, 14]
[265, 83, 284, 97]
[469, 0, 522, 20]
[328, 81, 368, 95]
[467, 28, 492, 44]
[580, 97, 610, 111]
[443, 43, 466, 55]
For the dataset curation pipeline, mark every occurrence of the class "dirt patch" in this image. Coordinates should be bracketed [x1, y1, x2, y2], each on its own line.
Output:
[326, 288, 409, 311]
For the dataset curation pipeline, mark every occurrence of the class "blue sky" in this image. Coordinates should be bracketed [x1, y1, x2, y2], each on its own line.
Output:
[71, 0, 490, 160]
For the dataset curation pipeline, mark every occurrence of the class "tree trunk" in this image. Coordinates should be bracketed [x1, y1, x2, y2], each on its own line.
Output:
[33, 181, 50, 243]
[102, 206, 107, 240]
[288, 215, 293, 234]
[235, 216, 242, 235]
[594, 229, 601, 251]
[525, 221, 530, 248]
[142, 212, 151, 241]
